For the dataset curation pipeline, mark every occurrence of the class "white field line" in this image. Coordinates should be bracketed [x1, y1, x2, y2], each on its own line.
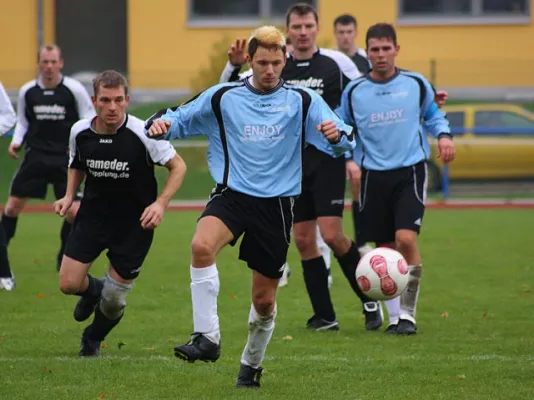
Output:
[0, 354, 532, 363]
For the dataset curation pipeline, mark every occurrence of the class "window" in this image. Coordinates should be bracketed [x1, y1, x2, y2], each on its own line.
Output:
[398, 0, 530, 25]
[445, 111, 465, 135]
[474, 111, 534, 135]
[189, 0, 316, 26]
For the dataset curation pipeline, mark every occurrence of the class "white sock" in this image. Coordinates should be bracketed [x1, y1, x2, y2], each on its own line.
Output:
[316, 225, 331, 270]
[240, 303, 277, 369]
[384, 298, 401, 325]
[400, 264, 422, 323]
[190, 264, 220, 344]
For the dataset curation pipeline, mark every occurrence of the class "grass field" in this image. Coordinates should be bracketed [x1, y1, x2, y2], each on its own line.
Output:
[1, 209, 533, 399]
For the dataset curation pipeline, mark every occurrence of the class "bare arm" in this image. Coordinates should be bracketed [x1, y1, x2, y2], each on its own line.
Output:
[54, 168, 85, 217]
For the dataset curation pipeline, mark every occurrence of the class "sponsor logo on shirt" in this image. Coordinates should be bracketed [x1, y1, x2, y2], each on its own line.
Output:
[33, 104, 66, 121]
[242, 125, 284, 142]
[369, 109, 407, 128]
[286, 77, 324, 95]
[86, 158, 130, 179]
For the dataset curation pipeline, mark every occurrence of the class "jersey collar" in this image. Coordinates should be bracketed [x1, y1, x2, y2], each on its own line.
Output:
[366, 67, 400, 84]
[244, 76, 285, 95]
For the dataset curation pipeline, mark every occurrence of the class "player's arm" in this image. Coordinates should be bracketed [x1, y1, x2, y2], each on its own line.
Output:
[71, 79, 96, 119]
[336, 50, 362, 87]
[0, 82, 16, 136]
[139, 140, 186, 229]
[145, 89, 217, 140]
[421, 78, 455, 163]
[305, 91, 356, 156]
[9, 86, 30, 158]
[219, 39, 247, 83]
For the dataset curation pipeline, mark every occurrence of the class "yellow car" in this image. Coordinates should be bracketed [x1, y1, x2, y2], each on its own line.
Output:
[427, 103, 534, 190]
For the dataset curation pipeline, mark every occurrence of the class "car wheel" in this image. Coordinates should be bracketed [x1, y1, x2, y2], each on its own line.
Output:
[426, 161, 442, 193]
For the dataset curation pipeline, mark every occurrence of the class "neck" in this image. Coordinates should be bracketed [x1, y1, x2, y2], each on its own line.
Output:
[370, 67, 397, 82]
[292, 46, 318, 61]
[250, 76, 280, 92]
[340, 44, 358, 57]
[92, 116, 124, 134]
[40, 75, 62, 89]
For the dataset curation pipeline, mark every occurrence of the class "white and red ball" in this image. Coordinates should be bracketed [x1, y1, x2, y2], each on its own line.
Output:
[356, 247, 409, 301]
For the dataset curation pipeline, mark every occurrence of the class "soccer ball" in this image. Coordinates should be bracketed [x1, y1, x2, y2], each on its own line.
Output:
[356, 247, 409, 301]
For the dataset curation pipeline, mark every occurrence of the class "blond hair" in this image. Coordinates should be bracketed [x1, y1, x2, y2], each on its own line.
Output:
[247, 25, 286, 58]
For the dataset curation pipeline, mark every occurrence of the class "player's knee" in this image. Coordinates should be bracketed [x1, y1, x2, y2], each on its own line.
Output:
[190, 236, 216, 262]
[395, 231, 418, 254]
[252, 291, 276, 316]
[294, 229, 315, 253]
[320, 229, 344, 250]
[59, 275, 84, 295]
[4, 197, 26, 217]
[100, 273, 132, 320]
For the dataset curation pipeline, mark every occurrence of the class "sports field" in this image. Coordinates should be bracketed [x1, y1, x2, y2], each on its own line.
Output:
[1, 209, 533, 399]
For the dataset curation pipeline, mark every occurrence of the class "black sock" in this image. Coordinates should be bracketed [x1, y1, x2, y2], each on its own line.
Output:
[336, 241, 373, 304]
[302, 257, 336, 321]
[1, 214, 18, 246]
[57, 220, 72, 264]
[0, 221, 13, 278]
[75, 275, 103, 298]
[85, 306, 123, 342]
[352, 201, 366, 248]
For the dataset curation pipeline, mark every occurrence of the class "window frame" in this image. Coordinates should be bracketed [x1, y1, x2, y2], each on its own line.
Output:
[397, 0, 531, 26]
[187, 0, 318, 28]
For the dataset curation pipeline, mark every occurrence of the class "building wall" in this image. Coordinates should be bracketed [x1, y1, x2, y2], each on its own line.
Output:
[128, 0, 534, 89]
[0, 0, 55, 89]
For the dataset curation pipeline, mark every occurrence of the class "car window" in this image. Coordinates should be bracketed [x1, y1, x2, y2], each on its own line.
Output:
[475, 111, 534, 135]
[445, 111, 465, 136]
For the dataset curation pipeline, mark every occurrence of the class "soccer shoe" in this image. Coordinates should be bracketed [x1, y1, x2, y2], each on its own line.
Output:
[0, 273, 16, 291]
[79, 328, 101, 357]
[306, 315, 340, 331]
[384, 323, 398, 334]
[278, 264, 291, 288]
[358, 244, 374, 257]
[174, 333, 221, 363]
[396, 318, 417, 335]
[236, 363, 263, 389]
[363, 301, 383, 331]
[74, 295, 101, 322]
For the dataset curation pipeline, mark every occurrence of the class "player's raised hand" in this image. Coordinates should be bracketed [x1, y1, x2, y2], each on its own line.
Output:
[228, 39, 247, 66]
[8, 143, 20, 159]
[147, 120, 171, 137]
[317, 120, 340, 144]
[140, 201, 165, 230]
[54, 197, 73, 217]
[437, 136, 455, 163]
[435, 90, 448, 108]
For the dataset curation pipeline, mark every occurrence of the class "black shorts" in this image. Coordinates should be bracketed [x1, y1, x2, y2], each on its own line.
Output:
[293, 146, 346, 223]
[359, 161, 428, 243]
[64, 212, 154, 280]
[200, 185, 294, 279]
[9, 148, 83, 200]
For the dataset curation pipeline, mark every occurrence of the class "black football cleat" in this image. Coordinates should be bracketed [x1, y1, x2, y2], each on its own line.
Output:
[79, 327, 101, 357]
[306, 315, 340, 331]
[396, 318, 417, 335]
[363, 301, 383, 331]
[174, 333, 221, 363]
[236, 363, 263, 389]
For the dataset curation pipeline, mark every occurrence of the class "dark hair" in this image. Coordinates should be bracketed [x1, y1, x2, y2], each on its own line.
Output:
[38, 44, 62, 62]
[285, 3, 319, 26]
[248, 38, 286, 59]
[366, 23, 397, 47]
[334, 14, 357, 27]
[92, 70, 129, 96]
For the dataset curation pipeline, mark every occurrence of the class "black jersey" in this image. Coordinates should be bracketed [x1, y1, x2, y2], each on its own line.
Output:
[349, 49, 371, 75]
[69, 115, 176, 217]
[12, 76, 95, 154]
[220, 48, 361, 111]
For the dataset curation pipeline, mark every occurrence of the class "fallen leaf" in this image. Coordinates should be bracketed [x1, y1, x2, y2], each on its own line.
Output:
[42, 367, 52, 373]
[230, 294, 237, 300]
[440, 311, 449, 318]
[282, 335, 293, 341]
[482, 313, 488, 318]
[118, 341, 126, 350]
[33, 258, 39, 264]
[102, 343, 109, 349]
[456, 375, 466, 380]
[37, 293, 47, 299]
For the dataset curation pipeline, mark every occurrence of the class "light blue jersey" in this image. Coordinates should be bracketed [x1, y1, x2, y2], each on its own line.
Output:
[145, 78, 355, 198]
[337, 69, 451, 171]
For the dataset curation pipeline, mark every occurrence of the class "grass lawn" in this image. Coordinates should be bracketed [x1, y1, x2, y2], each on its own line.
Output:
[1, 210, 533, 399]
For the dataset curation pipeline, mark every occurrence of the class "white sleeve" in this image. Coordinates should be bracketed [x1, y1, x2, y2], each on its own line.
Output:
[320, 48, 362, 81]
[0, 82, 16, 136]
[11, 83, 32, 145]
[63, 77, 96, 119]
[219, 61, 246, 83]
[128, 116, 176, 165]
